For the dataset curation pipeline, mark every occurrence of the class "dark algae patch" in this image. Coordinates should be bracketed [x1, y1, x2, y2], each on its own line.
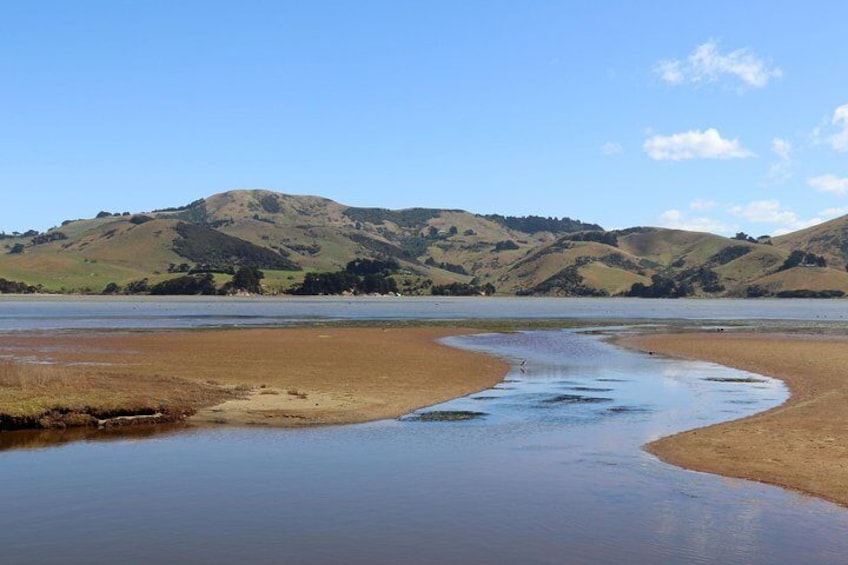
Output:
[703, 377, 766, 383]
[543, 394, 613, 404]
[404, 410, 488, 422]
[607, 406, 652, 414]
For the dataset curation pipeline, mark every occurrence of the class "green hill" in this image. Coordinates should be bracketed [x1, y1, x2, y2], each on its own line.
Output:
[3, 189, 848, 297]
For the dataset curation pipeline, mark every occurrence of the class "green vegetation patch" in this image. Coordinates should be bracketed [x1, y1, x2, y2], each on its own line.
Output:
[173, 222, 299, 271]
[519, 260, 608, 297]
[484, 214, 602, 234]
[560, 231, 619, 246]
[288, 259, 400, 295]
[0, 278, 42, 294]
[344, 207, 445, 228]
[776, 289, 844, 298]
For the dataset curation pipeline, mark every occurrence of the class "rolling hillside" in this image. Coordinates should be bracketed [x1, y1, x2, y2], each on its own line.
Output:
[773, 215, 848, 270]
[2, 189, 848, 297]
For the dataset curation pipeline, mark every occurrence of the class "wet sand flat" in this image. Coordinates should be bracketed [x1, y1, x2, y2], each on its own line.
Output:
[0, 327, 508, 427]
[620, 332, 848, 506]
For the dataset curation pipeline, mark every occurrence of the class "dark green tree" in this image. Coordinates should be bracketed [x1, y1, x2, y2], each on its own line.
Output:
[229, 267, 264, 294]
[102, 282, 122, 295]
[124, 278, 151, 294]
[150, 273, 217, 295]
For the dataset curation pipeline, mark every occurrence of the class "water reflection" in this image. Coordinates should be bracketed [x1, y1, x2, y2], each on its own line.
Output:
[0, 331, 846, 564]
[0, 424, 189, 452]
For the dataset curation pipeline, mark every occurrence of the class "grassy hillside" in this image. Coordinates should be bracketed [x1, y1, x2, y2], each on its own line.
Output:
[774, 214, 848, 270]
[3, 189, 848, 297]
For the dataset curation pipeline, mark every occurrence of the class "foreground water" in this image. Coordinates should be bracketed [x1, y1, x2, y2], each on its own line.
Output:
[2, 329, 847, 564]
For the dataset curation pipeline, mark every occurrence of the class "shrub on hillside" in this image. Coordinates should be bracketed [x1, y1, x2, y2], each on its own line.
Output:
[150, 273, 217, 295]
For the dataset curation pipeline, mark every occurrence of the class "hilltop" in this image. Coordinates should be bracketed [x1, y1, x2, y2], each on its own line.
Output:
[2, 189, 848, 297]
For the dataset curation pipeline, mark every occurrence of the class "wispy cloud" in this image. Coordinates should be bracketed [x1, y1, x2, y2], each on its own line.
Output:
[655, 40, 782, 89]
[772, 138, 791, 160]
[659, 198, 843, 237]
[764, 137, 793, 184]
[689, 198, 716, 212]
[829, 104, 848, 152]
[728, 200, 822, 235]
[601, 142, 623, 155]
[644, 128, 753, 161]
[659, 209, 736, 235]
[808, 174, 848, 196]
[821, 206, 848, 218]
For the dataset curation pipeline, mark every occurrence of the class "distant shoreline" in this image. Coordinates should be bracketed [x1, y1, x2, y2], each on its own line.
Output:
[620, 331, 848, 508]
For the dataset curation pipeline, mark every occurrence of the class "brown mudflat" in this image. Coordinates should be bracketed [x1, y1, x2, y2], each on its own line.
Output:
[0, 327, 507, 428]
[620, 332, 848, 507]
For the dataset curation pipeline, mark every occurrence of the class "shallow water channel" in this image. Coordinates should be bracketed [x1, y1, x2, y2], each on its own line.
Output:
[2, 330, 848, 564]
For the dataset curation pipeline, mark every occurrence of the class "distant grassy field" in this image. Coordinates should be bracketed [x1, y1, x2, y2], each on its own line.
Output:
[259, 269, 309, 294]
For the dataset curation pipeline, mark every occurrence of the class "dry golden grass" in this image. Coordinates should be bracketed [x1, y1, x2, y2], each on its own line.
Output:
[0, 360, 70, 389]
[0, 358, 232, 426]
[579, 262, 648, 295]
[749, 266, 848, 292]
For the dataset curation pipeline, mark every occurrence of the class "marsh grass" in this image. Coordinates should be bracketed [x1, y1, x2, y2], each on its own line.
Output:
[0, 359, 232, 426]
[0, 360, 71, 389]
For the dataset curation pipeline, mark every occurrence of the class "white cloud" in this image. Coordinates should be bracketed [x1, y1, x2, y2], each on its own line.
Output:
[808, 174, 848, 196]
[772, 138, 792, 160]
[655, 40, 782, 89]
[601, 142, 623, 155]
[728, 200, 822, 234]
[659, 209, 736, 235]
[689, 198, 716, 212]
[644, 128, 754, 161]
[820, 206, 848, 218]
[655, 60, 684, 84]
[764, 137, 793, 183]
[828, 103, 848, 152]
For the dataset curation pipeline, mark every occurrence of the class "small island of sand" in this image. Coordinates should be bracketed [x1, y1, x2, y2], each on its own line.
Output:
[620, 332, 848, 507]
[0, 327, 508, 429]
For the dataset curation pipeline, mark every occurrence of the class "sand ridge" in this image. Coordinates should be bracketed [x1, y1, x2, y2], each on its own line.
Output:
[619, 332, 848, 507]
[0, 327, 509, 428]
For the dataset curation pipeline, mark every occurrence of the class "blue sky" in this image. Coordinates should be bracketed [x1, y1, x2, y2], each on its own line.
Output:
[2, 1, 846, 236]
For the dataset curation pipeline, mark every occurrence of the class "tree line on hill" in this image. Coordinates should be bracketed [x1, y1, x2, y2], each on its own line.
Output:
[288, 258, 400, 296]
[0, 278, 42, 294]
[483, 214, 603, 234]
[430, 281, 496, 296]
[102, 266, 265, 296]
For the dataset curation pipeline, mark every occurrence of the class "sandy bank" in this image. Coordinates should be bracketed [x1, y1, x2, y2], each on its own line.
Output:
[0, 327, 508, 428]
[620, 332, 848, 507]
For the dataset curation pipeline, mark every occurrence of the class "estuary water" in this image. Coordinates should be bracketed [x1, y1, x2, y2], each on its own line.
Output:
[2, 295, 848, 331]
[1, 298, 847, 563]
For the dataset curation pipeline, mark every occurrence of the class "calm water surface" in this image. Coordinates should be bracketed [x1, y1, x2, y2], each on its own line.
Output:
[3, 295, 848, 330]
[1, 329, 847, 564]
